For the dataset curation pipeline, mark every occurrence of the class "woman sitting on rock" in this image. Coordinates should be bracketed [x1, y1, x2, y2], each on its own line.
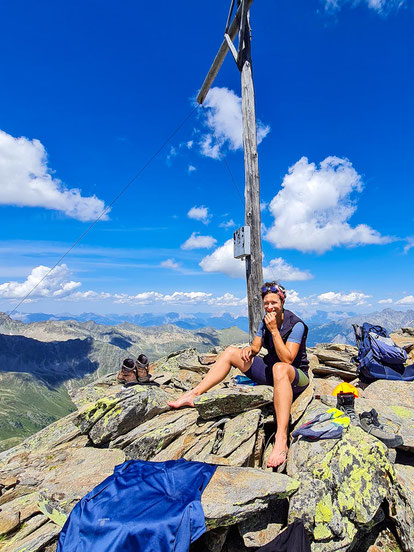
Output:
[168, 282, 310, 470]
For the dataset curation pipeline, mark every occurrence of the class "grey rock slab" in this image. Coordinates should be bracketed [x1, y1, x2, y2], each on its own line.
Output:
[151, 419, 217, 462]
[216, 410, 261, 457]
[238, 499, 288, 548]
[3, 521, 60, 552]
[183, 429, 219, 462]
[70, 373, 120, 408]
[38, 447, 125, 525]
[225, 433, 257, 467]
[121, 409, 199, 460]
[111, 408, 191, 449]
[360, 379, 414, 408]
[1, 514, 49, 549]
[171, 369, 203, 391]
[194, 387, 273, 420]
[88, 385, 171, 445]
[388, 463, 414, 552]
[291, 368, 314, 426]
[202, 466, 299, 529]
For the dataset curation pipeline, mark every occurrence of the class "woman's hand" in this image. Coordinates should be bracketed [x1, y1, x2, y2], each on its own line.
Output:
[264, 312, 278, 333]
[241, 346, 253, 362]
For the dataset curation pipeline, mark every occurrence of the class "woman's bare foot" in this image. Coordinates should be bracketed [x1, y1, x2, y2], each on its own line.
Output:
[267, 439, 288, 469]
[167, 390, 197, 409]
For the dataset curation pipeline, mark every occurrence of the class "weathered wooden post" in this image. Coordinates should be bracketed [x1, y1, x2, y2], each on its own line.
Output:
[197, 0, 264, 341]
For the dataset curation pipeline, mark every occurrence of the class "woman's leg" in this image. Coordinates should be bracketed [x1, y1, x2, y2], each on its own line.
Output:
[267, 362, 296, 468]
[167, 346, 253, 408]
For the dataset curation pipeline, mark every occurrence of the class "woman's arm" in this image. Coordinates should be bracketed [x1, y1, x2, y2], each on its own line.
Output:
[241, 336, 263, 362]
[265, 314, 303, 364]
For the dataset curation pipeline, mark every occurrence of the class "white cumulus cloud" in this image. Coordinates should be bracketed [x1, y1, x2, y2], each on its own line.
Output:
[378, 298, 393, 304]
[265, 156, 391, 254]
[200, 87, 270, 159]
[0, 130, 108, 221]
[181, 232, 217, 250]
[219, 219, 236, 229]
[263, 258, 313, 281]
[396, 295, 414, 305]
[160, 259, 180, 270]
[317, 291, 371, 305]
[0, 264, 81, 300]
[187, 205, 211, 224]
[199, 239, 312, 280]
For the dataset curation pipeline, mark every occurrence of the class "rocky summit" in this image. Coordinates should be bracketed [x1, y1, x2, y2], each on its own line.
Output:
[1, 332, 414, 552]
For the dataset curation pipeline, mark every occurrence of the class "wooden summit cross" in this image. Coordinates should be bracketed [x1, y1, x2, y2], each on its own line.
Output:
[197, 0, 264, 341]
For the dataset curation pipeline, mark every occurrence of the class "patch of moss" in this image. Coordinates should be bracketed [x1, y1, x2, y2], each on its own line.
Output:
[390, 405, 412, 419]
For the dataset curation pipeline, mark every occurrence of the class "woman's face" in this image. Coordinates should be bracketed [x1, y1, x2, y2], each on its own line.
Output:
[263, 292, 283, 315]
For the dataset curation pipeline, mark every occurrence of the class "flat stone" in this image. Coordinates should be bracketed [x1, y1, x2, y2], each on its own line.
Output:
[171, 369, 203, 391]
[311, 365, 357, 380]
[0, 510, 20, 536]
[183, 429, 219, 462]
[2, 521, 60, 552]
[38, 447, 125, 525]
[202, 466, 300, 529]
[360, 380, 414, 407]
[225, 434, 257, 467]
[88, 385, 171, 445]
[389, 463, 414, 551]
[151, 420, 217, 462]
[70, 374, 120, 408]
[121, 410, 199, 460]
[312, 345, 357, 373]
[0, 492, 40, 529]
[199, 354, 218, 365]
[216, 410, 261, 457]
[194, 387, 273, 420]
[291, 369, 314, 425]
[2, 514, 48, 548]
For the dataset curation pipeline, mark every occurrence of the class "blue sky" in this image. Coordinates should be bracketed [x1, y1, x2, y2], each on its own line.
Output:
[0, 0, 413, 318]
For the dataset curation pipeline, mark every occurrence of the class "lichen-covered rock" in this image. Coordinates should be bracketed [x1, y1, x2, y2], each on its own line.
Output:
[194, 387, 273, 420]
[216, 410, 261, 457]
[77, 385, 171, 445]
[120, 409, 199, 460]
[69, 372, 119, 408]
[202, 467, 300, 529]
[288, 405, 394, 551]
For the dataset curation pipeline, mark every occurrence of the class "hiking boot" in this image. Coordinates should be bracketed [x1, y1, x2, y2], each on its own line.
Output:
[117, 358, 138, 384]
[135, 354, 150, 383]
[359, 409, 403, 448]
[336, 393, 359, 425]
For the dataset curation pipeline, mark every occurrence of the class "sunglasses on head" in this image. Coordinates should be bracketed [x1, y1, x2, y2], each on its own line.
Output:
[261, 283, 286, 299]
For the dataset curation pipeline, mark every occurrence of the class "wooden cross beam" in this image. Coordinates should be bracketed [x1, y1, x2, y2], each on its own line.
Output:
[196, 0, 254, 105]
[197, 0, 264, 341]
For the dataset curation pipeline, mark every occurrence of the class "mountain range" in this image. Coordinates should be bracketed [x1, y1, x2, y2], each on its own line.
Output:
[0, 312, 248, 450]
[1, 307, 414, 451]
